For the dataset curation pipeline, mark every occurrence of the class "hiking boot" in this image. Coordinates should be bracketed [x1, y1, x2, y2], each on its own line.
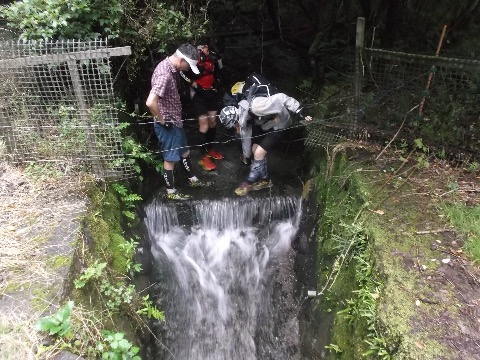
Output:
[198, 155, 216, 171]
[247, 159, 268, 183]
[188, 179, 213, 188]
[251, 178, 272, 191]
[234, 181, 252, 196]
[207, 149, 224, 160]
[165, 191, 191, 201]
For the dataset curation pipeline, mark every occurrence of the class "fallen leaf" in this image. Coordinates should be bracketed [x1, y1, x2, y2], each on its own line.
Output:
[373, 209, 385, 215]
[441, 258, 451, 264]
[415, 342, 424, 349]
[415, 299, 421, 306]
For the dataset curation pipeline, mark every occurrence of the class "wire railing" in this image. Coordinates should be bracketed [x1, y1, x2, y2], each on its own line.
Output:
[1, 36, 478, 179]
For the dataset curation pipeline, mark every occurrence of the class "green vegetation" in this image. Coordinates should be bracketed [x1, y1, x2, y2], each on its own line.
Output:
[314, 147, 390, 359]
[97, 330, 141, 360]
[25, 162, 63, 181]
[74, 260, 107, 289]
[36, 301, 142, 359]
[119, 131, 164, 179]
[33, 180, 162, 359]
[0, 0, 209, 80]
[36, 301, 74, 338]
[311, 144, 458, 359]
[442, 202, 480, 261]
[111, 183, 142, 227]
[0, 0, 208, 44]
[136, 295, 165, 321]
[0, 0, 123, 40]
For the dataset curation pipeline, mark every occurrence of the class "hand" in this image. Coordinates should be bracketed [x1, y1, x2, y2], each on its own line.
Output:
[160, 120, 174, 130]
[193, 85, 205, 95]
[295, 107, 306, 120]
[295, 107, 313, 122]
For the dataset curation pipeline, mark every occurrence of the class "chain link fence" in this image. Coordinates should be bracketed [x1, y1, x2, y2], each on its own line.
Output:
[0, 39, 133, 179]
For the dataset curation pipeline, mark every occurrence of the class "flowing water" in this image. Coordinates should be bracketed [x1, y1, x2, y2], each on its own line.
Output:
[144, 196, 303, 360]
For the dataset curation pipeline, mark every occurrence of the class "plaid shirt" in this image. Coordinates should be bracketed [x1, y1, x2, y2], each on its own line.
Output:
[150, 57, 183, 128]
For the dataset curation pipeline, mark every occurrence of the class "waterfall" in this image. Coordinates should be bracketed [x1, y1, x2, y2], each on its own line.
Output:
[144, 196, 302, 360]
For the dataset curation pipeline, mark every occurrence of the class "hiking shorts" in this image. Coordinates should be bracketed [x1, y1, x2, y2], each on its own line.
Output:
[154, 123, 189, 162]
[252, 124, 287, 152]
[191, 89, 221, 116]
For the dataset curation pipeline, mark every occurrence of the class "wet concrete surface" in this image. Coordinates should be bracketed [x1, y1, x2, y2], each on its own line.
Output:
[142, 121, 310, 202]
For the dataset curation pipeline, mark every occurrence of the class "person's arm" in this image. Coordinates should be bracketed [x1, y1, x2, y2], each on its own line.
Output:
[146, 93, 164, 123]
[266, 93, 313, 122]
[180, 69, 203, 90]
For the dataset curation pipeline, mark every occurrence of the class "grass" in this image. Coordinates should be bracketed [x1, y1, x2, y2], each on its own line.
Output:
[0, 313, 40, 360]
[442, 202, 480, 262]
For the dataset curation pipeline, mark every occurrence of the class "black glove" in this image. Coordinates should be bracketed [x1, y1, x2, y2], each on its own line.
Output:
[295, 107, 306, 120]
[193, 85, 205, 95]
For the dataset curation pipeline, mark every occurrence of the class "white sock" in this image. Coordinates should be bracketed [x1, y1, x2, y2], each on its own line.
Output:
[189, 176, 199, 182]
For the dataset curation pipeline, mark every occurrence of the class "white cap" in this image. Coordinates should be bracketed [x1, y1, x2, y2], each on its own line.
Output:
[175, 44, 199, 74]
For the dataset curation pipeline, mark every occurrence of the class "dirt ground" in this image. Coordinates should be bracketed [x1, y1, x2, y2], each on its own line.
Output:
[0, 162, 87, 360]
[368, 148, 480, 359]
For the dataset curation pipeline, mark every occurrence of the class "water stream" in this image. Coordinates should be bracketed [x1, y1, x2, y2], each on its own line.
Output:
[144, 196, 303, 360]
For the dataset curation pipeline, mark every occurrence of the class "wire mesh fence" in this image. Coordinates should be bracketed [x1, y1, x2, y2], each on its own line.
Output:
[359, 47, 480, 161]
[0, 39, 133, 179]
[1, 35, 478, 175]
[304, 19, 480, 163]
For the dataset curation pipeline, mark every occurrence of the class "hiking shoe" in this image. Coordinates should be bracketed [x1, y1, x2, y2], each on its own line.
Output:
[251, 178, 273, 191]
[207, 149, 224, 160]
[188, 179, 213, 188]
[199, 155, 216, 171]
[234, 181, 252, 196]
[165, 191, 191, 201]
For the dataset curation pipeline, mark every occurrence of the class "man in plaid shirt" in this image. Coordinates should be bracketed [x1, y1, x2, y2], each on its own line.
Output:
[146, 43, 211, 201]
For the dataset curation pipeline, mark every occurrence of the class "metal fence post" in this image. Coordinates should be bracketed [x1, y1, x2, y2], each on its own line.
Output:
[354, 17, 365, 135]
[0, 103, 17, 161]
[67, 58, 105, 178]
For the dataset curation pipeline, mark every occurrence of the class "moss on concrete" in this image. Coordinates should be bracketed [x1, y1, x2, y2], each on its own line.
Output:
[311, 146, 453, 359]
[83, 184, 130, 274]
[63, 181, 141, 352]
[46, 254, 71, 269]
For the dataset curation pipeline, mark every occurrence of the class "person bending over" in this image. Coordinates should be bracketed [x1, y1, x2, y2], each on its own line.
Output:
[219, 74, 312, 196]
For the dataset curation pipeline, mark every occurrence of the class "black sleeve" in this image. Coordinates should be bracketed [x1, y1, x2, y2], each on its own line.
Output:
[180, 69, 202, 83]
